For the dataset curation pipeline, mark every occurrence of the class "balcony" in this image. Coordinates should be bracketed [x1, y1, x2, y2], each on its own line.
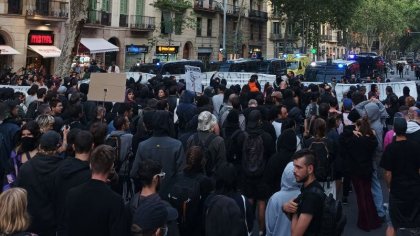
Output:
[26, 0, 68, 21]
[86, 10, 111, 26]
[119, 14, 128, 27]
[130, 15, 155, 31]
[269, 11, 282, 20]
[320, 35, 332, 41]
[248, 9, 268, 21]
[225, 4, 243, 16]
[194, 0, 219, 13]
[269, 33, 282, 41]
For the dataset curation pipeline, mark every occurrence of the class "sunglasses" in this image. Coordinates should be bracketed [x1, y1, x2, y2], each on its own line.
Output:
[155, 172, 166, 179]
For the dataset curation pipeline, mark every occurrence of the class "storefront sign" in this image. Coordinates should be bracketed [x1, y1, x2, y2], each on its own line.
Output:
[156, 46, 178, 54]
[28, 31, 54, 45]
[126, 45, 148, 54]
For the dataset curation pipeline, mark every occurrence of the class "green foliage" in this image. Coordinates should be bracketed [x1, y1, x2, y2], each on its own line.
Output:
[151, 0, 191, 12]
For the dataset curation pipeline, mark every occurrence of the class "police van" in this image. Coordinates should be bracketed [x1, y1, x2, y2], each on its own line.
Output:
[304, 59, 360, 83]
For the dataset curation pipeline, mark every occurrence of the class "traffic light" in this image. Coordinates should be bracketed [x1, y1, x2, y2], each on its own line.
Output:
[311, 48, 317, 54]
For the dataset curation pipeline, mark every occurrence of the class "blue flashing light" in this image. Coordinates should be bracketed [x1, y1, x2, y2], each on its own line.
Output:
[156, 62, 161, 66]
[295, 53, 301, 58]
[338, 63, 344, 68]
[310, 62, 316, 67]
[283, 54, 287, 58]
[348, 54, 355, 59]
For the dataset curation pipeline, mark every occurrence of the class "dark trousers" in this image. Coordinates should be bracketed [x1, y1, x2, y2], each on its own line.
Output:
[352, 176, 382, 231]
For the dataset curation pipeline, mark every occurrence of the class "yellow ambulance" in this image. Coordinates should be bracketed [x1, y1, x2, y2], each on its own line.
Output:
[281, 54, 311, 76]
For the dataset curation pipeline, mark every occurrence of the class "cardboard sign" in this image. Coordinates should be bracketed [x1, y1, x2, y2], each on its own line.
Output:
[185, 65, 202, 93]
[88, 73, 126, 102]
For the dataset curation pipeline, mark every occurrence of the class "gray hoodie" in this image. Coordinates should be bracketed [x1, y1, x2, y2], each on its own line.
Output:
[355, 100, 388, 151]
[265, 162, 301, 236]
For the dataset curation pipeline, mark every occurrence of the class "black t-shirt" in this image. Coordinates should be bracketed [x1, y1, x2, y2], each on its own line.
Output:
[295, 180, 324, 236]
[380, 140, 420, 201]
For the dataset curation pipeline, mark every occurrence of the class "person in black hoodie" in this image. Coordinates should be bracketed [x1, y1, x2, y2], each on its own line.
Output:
[65, 145, 129, 236]
[264, 128, 297, 197]
[222, 110, 246, 176]
[54, 131, 93, 235]
[242, 110, 275, 236]
[16, 131, 63, 236]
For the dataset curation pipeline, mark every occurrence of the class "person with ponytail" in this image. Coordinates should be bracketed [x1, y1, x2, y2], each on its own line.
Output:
[340, 117, 382, 231]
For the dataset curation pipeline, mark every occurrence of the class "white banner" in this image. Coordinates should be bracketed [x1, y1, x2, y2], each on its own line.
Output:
[209, 72, 277, 87]
[334, 81, 418, 103]
[0, 85, 30, 95]
[185, 65, 202, 93]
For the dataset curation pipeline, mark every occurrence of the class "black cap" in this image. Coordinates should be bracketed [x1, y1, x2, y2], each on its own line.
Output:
[132, 199, 178, 232]
[39, 131, 61, 151]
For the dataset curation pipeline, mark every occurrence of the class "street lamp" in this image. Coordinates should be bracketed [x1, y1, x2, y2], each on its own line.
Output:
[223, 0, 227, 61]
[215, 0, 227, 61]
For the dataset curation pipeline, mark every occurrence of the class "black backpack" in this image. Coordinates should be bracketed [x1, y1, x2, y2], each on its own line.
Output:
[242, 133, 265, 177]
[191, 133, 217, 176]
[168, 173, 202, 233]
[308, 139, 332, 182]
[104, 134, 134, 175]
[224, 129, 242, 163]
[310, 186, 347, 236]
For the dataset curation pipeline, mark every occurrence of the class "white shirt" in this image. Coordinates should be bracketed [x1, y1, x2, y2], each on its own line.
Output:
[108, 65, 120, 73]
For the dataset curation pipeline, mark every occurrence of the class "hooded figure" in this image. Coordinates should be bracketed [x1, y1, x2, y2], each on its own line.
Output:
[263, 129, 297, 196]
[265, 162, 301, 236]
[176, 90, 197, 132]
[130, 110, 186, 199]
[354, 100, 388, 152]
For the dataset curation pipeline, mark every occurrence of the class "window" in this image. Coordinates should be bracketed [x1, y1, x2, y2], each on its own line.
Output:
[161, 11, 172, 34]
[273, 22, 280, 34]
[102, 0, 110, 12]
[89, 0, 97, 9]
[207, 19, 212, 37]
[174, 13, 182, 34]
[120, 0, 128, 14]
[196, 17, 202, 36]
[136, 0, 144, 15]
[288, 24, 293, 35]
[250, 24, 254, 40]
[258, 24, 262, 40]
[8, 0, 21, 14]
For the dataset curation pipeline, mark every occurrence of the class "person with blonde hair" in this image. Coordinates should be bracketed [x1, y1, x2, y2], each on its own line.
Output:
[0, 188, 34, 236]
[35, 114, 55, 133]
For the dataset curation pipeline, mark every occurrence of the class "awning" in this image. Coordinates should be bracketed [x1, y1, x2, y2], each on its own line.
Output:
[80, 38, 119, 54]
[0, 45, 21, 55]
[28, 45, 61, 58]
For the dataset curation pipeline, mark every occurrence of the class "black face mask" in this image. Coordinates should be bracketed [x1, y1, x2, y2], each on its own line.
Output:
[20, 137, 37, 152]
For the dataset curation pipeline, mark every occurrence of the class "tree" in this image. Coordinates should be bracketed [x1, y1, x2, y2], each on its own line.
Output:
[349, 0, 411, 56]
[55, 0, 89, 77]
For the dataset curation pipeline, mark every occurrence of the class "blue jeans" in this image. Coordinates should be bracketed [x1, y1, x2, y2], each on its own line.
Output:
[371, 161, 385, 217]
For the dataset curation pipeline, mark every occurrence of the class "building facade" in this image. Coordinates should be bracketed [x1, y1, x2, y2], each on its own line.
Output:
[318, 23, 346, 60]
[0, 0, 269, 73]
[0, 0, 68, 73]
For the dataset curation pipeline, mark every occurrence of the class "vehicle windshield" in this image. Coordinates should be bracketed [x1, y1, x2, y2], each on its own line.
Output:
[287, 61, 299, 70]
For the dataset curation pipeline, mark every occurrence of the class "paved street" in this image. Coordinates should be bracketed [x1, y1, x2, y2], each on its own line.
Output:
[343, 180, 389, 236]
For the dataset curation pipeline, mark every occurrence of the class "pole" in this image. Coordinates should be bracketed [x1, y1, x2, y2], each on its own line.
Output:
[223, 0, 227, 61]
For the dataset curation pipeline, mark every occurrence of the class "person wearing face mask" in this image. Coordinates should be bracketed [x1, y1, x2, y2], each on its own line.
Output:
[2, 121, 41, 191]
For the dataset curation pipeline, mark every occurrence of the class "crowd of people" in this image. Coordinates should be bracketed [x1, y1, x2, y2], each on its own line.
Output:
[0, 67, 419, 236]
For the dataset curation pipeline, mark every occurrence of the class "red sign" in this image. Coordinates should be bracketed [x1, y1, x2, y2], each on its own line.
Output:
[28, 31, 54, 45]
[30, 35, 53, 45]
